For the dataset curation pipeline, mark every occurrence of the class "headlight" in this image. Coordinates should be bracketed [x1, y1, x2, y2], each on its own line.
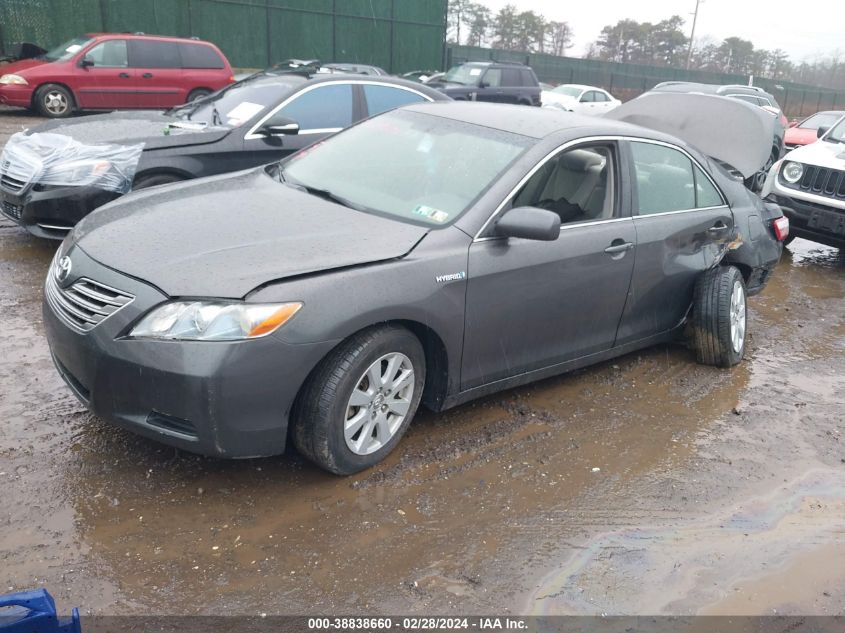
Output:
[0, 74, 29, 85]
[782, 161, 804, 184]
[41, 160, 112, 186]
[130, 301, 302, 341]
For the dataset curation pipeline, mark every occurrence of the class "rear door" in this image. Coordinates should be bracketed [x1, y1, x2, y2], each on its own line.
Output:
[499, 67, 523, 104]
[128, 39, 185, 108]
[243, 82, 357, 164]
[461, 142, 636, 389]
[74, 39, 135, 109]
[614, 140, 733, 345]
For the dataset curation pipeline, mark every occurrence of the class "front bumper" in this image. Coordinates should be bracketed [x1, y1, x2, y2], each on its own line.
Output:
[767, 179, 845, 248]
[0, 84, 34, 108]
[43, 246, 338, 458]
[0, 184, 120, 239]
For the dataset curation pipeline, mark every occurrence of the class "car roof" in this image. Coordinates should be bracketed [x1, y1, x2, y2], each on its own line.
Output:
[85, 32, 215, 44]
[554, 84, 604, 91]
[402, 101, 676, 142]
[244, 72, 448, 99]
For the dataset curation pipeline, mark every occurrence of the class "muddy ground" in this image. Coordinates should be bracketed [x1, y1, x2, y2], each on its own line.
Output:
[0, 107, 843, 617]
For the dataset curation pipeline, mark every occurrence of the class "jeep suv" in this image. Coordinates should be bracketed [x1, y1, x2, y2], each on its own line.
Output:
[763, 115, 845, 248]
[431, 61, 541, 106]
[0, 33, 234, 118]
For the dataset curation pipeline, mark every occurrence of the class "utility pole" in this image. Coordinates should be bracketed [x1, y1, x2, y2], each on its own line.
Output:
[685, 0, 702, 69]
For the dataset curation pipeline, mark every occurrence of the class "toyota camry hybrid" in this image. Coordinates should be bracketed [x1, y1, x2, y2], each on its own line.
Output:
[43, 96, 788, 474]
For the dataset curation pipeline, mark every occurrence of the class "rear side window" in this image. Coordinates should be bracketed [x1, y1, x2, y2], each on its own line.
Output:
[363, 85, 427, 117]
[581, 91, 595, 102]
[180, 43, 225, 69]
[129, 40, 180, 68]
[280, 84, 353, 130]
[501, 68, 521, 87]
[694, 165, 724, 207]
[594, 91, 609, 102]
[85, 40, 127, 68]
[631, 142, 696, 214]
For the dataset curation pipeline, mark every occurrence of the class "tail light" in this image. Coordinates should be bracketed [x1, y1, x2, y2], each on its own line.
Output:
[773, 215, 790, 241]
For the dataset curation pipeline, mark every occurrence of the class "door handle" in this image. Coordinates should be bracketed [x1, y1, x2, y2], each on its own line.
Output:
[142, 72, 154, 79]
[604, 241, 634, 254]
[118, 72, 130, 78]
[708, 221, 729, 234]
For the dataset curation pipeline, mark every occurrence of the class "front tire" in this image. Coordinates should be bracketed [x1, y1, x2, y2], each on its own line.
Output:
[35, 84, 74, 118]
[691, 266, 747, 367]
[292, 325, 426, 475]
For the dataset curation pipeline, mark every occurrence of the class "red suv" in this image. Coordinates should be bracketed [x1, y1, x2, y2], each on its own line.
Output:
[0, 33, 234, 118]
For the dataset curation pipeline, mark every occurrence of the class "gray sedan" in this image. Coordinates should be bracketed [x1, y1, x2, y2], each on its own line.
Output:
[43, 100, 787, 474]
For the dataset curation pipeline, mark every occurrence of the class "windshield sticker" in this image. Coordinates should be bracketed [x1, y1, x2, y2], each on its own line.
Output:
[413, 205, 449, 223]
[469, 68, 482, 76]
[416, 134, 434, 153]
[226, 102, 265, 126]
[66, 44, 83, 54]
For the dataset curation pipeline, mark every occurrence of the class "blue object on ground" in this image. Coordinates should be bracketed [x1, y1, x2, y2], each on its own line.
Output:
[0, 589, 81, 633]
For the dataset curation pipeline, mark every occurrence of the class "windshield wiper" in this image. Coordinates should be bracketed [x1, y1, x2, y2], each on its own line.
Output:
[299, 185, 365, 211]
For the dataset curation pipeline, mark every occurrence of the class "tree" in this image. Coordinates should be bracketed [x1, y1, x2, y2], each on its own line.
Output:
[546, 21, 574, 57]
[719, 36, 755, 74]
[446, 0, 473, 45]
[465, 3, 493, 48]
[492, 4, 519, 50]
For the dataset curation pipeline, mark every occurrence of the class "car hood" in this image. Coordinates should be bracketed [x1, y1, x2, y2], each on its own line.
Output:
[32, 111, 232, 149]
[784, 127, 818, 146]
[605, 92, 776, 178]
[0, 58, 47, 74]
[782, 138, 845, 169]
[72, 168, 429, 298]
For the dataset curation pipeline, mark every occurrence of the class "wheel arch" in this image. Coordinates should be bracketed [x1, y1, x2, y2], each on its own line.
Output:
[31, 82, 77, 109]
[133, 167, 194, 184]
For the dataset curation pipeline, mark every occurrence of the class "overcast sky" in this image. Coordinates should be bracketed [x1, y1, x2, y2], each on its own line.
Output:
[479, 0, 843, 61]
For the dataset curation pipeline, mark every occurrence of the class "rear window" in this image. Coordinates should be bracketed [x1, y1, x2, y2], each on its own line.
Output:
[129, 40, 180, 68]
[180, 43, 225, 69]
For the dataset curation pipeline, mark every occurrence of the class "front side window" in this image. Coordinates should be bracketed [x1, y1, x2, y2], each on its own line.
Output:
[363, 85, 427, 117]
[801, 112, 843, 130]
[483, 68, 502, 88]
[581, 91, 596, 103]
[281, 110, 533, 226]
[85, 40, 128, 68]
[512, 145, 615, 224]
[631, 142, 696, 214]
[280, 84, 353, 130]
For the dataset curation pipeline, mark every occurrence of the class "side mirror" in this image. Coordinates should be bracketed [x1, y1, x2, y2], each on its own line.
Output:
[495, 206, 560, 241]
[79, 56, 94, 68]
[259, 117, 300, 136]
[817, 126, 830, 139]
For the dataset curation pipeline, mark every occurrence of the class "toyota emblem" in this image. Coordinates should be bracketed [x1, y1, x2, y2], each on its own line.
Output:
[56, 256, 72, 283]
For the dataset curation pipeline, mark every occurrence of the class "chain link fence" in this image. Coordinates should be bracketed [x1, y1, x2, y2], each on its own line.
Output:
[447, 45, 845, 118]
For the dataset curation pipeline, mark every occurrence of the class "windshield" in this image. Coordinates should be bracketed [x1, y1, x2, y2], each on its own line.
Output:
[801, 112, 845, 130]
[442, 64, 485, 85]
[551, 85, 582, 98]
[824, 117, 845, 143]
[281, 109, 533, 226]
[169, 79, 299, 127]
[41, 36, 94, 62]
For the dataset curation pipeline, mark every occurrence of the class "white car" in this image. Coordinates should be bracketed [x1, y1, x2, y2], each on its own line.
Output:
[762, 114, 845, 248]
[541, 84, 621, 115]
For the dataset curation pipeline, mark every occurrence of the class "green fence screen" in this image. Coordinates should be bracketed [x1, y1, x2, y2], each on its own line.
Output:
[448, 45, 845, 117]
[0, 0, 447, 73]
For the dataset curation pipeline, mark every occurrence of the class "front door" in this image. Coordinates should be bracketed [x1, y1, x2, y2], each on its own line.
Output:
[461, 142, 636, 390]
[74, 39, 136, 109]
[615, 140, 734, 345]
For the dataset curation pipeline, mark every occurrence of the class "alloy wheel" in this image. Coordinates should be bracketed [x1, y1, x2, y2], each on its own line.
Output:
[729, 280, 746, 353]
[44, 91, 69, 115]
[344, 352, 415, 455]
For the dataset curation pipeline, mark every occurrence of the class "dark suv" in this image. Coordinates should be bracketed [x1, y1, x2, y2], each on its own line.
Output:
[431, 61, 540, 106]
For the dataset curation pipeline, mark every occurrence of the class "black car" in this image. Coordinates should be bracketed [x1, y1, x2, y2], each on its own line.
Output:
[43, 97, 787, 474]
[0, 73, 447, 238]
[431, 61, 541, 106]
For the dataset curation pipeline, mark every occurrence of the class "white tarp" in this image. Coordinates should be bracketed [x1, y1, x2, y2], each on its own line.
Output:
[0, 131, 144, 193]
[605, 92, 776, 179]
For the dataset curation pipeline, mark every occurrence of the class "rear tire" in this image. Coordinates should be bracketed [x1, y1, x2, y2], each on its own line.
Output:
[691, 266, 747, 368]
[133, 173, 184, 190]
[187, 88, 212, 102]
[292, 325, 426, 475]
[35, 83, 74, 118]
